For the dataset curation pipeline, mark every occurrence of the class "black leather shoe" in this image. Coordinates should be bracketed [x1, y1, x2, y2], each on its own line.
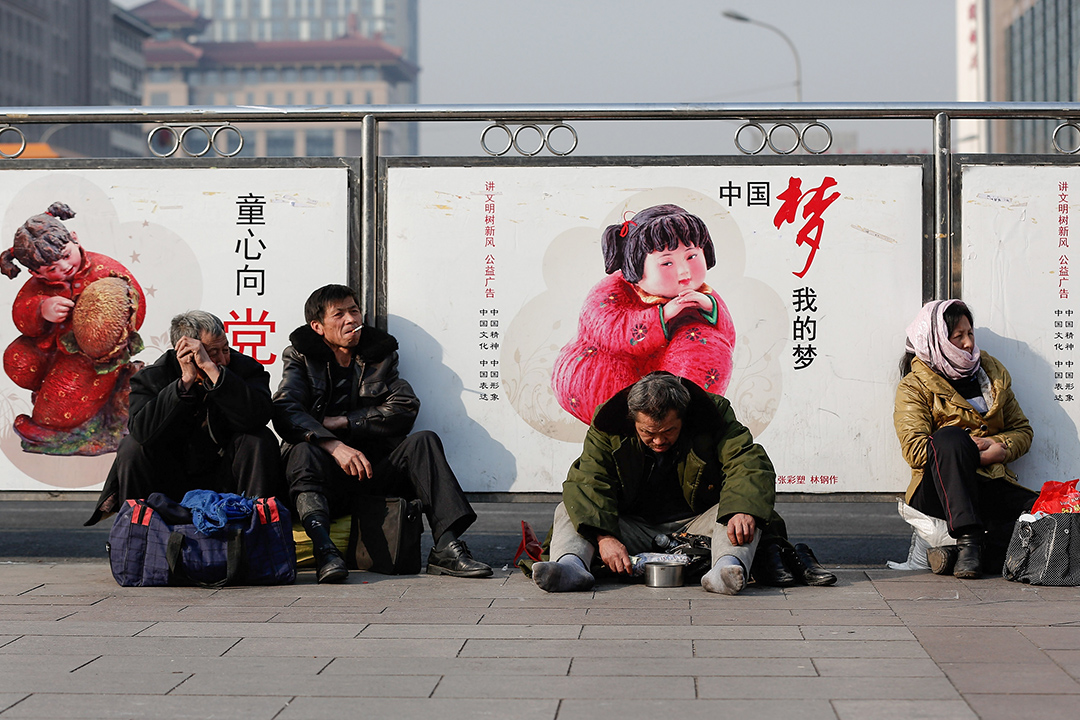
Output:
[427, 540, 493, 578]
[314, 546, 348, 584]
[927, 545, 957, 575]
[786, 543, 837, 586]
[751, 542, 797, 587]
[953, 533, 983, 579]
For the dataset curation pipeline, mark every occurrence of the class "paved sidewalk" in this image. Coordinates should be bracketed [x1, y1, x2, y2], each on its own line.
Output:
[2, 560, 1080, 719]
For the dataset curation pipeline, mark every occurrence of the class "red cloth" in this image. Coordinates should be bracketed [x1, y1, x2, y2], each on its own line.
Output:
[3, 249, 145, 429]
[552, 273, 735, 424]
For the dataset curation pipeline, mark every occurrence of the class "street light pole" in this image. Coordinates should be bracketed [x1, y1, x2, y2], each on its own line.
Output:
[722, 10, 803, 102]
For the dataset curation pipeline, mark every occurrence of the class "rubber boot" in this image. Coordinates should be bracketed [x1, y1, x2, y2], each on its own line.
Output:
[953, 532, 984, 579]
[295, 492, 348, 583]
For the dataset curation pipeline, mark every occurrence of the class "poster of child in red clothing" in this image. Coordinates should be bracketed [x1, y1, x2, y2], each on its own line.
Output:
[1, 202, 145, 456]
[551, 204, 736, 424]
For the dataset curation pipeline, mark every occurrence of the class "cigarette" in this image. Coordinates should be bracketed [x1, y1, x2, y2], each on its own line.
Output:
[346, 326, 363, 335]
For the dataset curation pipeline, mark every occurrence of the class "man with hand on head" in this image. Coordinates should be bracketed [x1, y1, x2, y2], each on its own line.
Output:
[86, 311, 281, 525]
[272, 284, 491, 583]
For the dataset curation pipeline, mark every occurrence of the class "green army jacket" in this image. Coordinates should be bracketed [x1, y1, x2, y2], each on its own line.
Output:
[894, 353, 1033, 502]
[561, 377, 777, 540]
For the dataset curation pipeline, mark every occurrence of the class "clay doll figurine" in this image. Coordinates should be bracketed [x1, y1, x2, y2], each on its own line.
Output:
[552, 204, 735, 424]
[2, 202, 145, 454]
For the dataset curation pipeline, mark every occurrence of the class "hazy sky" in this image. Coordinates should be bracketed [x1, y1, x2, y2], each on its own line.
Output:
[118, 0, 958, 156]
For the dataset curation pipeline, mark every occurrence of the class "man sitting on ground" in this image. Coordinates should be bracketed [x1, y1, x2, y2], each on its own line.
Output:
[533, 371, 778, 595]
[87, 311, 281, 525]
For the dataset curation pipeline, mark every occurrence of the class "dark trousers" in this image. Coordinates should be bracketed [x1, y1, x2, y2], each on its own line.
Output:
[910, 426, 1036, 571]
[282, 430, 476, 541]
[107, 427, 283, 503]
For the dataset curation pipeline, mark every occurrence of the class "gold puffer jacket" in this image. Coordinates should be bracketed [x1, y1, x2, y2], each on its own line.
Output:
[894, 353, 1032, 502]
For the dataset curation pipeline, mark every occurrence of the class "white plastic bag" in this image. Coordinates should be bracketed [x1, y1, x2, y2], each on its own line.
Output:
[886, 500, 954, 571]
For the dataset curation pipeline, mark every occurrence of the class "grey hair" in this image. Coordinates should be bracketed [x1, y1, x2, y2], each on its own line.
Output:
[626, 372, 691, 422]
[169, 311, 226, 346]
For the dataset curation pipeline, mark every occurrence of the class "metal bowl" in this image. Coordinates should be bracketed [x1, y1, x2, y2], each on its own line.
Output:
[644, 561, 685, 588]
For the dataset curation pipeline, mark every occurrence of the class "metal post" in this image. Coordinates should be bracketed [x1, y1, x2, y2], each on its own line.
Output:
[360, 114, 378, 328]
[933, 112, 951, 299]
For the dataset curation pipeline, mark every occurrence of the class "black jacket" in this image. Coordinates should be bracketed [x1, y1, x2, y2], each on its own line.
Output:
[129, 348, 273, 448]
[271, 324, 419, 462]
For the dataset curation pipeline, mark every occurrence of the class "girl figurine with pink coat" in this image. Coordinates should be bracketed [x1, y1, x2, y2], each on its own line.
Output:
[552, 204, 736, 424]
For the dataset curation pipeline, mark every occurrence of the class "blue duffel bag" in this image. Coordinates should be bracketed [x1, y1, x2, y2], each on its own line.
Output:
[108, 493, 296, 587]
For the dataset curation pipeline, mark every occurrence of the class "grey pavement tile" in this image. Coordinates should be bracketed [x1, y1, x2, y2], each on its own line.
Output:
[490, 596, 680, 609]
[135, 621, 367, 638]
[800, 626, 916, 641]
[432, 674, 696, 699]
[354, 609, 486, 624]
[0, 655, 99, 674]
[578, 608, 692, 625]
[0, 694, 29, 714]
[165, 608, 283, 622]
[908, 626, 1051, 664]
[697, 675, 962, 700]
[77, 655, 331, 676]
[832, 699, 977, 720]
[692, 639, 929, 659]
[1019, 626, 1080, 649]
[276, 697, 558, 720]
[812, 658, 944, 677]
[322, 656, 572, 676]
[579, 624, 802, 640]
[557, 699, 838, 720]
[1043, 650, 1080, 679]
[357, 623, 581, 639]
[939, 661, 1080, 694]
[0, 596, 107, 606]
[688, 609, 797, 626]
[0, 670, 190, 695]
[788, 610, 903, 625]
[964, 693, 1080, 720]
[171, 672, 440, 697]
[277, 597, 394, 610]
[477, 608, 589, 624]
[0, 693, 290, 719]
[0, 635, 238, 657]
[459, 638, 692, 658]
[369, 597, 495, 609]
[57, 609, 191, 623]
[891, 601, 1080, 627]
[868, 581, 982, 602]
[569, 656, 817, 676]
[225, 636, 466, 658]
[0, 636, 18, 648]
[0, 621, 152, 637]
[263, 611, 396, 624]
[0, 609, 79, 621]
[966, 583, 1052, 602]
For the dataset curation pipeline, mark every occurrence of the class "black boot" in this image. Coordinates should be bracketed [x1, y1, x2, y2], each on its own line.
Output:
[296, 492, 348, 584]
[751, 540, 796, 587]
[927, 545, 958, 575]
[954, 532, 983, 579]
[782, 542, 838, 586]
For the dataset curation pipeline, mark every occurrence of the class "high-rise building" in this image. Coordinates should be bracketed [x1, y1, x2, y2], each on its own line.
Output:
[0, 0, 151, 157]
[134, 0, 419, 155]
[960, 0, 1080, 153]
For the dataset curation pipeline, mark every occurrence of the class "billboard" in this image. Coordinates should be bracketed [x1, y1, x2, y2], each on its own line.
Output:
[0, 166, 348, 491]
[386, 160, 926, 493]
[961, 164, 1080, 490]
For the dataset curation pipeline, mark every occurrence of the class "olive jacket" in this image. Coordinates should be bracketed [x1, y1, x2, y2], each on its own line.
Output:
[271, 324, 419, 464]
[894, 353, 1033, 502]
[561, 376, 777, 540]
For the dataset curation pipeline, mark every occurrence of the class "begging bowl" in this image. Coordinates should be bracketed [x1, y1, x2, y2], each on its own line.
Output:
[644, 561, 685, 588]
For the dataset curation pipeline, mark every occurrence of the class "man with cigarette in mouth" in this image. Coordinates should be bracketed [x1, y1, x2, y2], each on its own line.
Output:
[273, 284, 491, 583]
[86, 311, 281, 525]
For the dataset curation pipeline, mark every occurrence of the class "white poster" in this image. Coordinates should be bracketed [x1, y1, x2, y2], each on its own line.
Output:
[0, 167, 348, 491]
[387, 163, 924, 493]
[962, 164, 1080, 490]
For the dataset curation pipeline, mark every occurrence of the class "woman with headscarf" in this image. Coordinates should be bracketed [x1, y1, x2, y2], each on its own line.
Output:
[894, 299, 1036, 578]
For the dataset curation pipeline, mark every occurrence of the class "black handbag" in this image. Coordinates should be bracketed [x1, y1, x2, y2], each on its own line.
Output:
[347, 496, 424, 574]
[1003, 513, 1080, 586]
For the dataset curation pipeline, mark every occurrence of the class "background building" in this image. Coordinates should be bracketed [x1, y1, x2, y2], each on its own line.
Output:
[0, 0, 151, 157]
[134, 0, 418, 156]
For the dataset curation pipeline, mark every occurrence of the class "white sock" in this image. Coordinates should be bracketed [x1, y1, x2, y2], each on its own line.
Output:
[701, 555, 746, 595]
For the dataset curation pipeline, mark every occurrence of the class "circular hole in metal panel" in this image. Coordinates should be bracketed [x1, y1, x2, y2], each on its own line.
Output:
[1053, 123, 1080, 154]
[480, 123, 513, 156]
[147, 125, 179, 158]
[545, 123, 578, 156]
[734, 122, 767, 155]
[801, 122, 833, 154]
[513, 124, 545, 156]
[180, 125, 212, 157]
[0, 126, 27, 158]
[767, 122, 800, 155]
[212, 125, 244, 157]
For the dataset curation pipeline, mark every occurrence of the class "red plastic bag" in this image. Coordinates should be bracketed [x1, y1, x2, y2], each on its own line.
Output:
[1032, 479, 1080, 514]
[512, 520, 543, 564]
